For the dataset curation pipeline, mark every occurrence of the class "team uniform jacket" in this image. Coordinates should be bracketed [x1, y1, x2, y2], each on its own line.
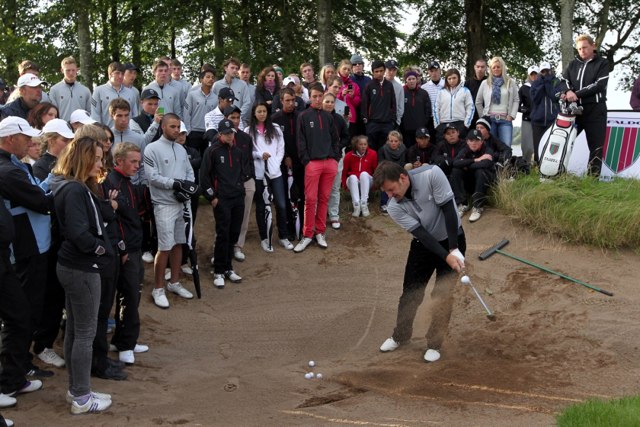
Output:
[103, 168, 146, 253]
[91, 82, 139, 126]
[296, 107, 340, 165]
[212, 77, 253, 126]
[272, 109, 300, 167]
[406, 143, 438, 165]
[49, 80, 92, 121]
[434, 139, 466, 176]
[183, 89, 218, 133]
[200, 140, 246, 200]
[143, 135, 195, 205]
[452, 144, 496, 171]
[142, 81, 183, 118]
[561, 52, 609, 106]
[111, 127, 147, 185]
[401, 85, 432, 132]
[388, 78, 405, 125]
[341, 148, 378, 188]
[361, 79, 396, 124]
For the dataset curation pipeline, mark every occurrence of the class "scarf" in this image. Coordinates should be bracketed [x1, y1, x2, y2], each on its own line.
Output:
[264, 80, 276, 94]
[491, 77, 504, 104]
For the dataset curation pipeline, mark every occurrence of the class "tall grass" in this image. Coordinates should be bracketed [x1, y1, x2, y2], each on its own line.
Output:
[556, 396, 640, 426]
[491, 174, 640, 249]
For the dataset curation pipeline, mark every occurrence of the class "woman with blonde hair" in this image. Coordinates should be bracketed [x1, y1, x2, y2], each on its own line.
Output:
[50, 137, 115, 414]
[32, 119, 75, 180]
[319, 63, 336, 90]
[475, 56, 519, 146]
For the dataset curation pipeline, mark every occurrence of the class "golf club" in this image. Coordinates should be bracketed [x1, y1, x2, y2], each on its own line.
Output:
[461, 274, 496, 321]
[479, 239, 613, 297]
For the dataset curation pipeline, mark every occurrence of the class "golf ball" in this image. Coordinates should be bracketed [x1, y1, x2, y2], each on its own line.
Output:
[461, 275, 470, 284]
[308, 360, 315, 367]
[304, 373, 313, 379]
[316, 373, 323, 379]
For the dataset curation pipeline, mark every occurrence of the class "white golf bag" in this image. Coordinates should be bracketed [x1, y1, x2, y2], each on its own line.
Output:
[539, 112, 578, 179]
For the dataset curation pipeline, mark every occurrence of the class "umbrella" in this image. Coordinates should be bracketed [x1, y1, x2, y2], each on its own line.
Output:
[183, 202, 201, 299]
[287, 167, 301, 240]
[262, 159, 274, 251]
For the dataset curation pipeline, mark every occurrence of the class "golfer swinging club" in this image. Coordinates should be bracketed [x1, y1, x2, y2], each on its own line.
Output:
[373, 161, 466, 362]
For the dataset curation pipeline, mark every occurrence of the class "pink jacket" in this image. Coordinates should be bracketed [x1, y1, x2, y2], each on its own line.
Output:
[337, 74, 361, 124]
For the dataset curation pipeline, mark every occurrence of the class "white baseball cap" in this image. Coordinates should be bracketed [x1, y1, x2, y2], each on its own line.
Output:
[17, 73, 47, 88]
[539, 61, 551, 71]
[283, 76, 300, 87]
[42, 118, 75, 139]
[0, 116, 43, 137]
[69, 109, 97, 125]
[180, 121, 187, 134]
[527, 65, 540, 75]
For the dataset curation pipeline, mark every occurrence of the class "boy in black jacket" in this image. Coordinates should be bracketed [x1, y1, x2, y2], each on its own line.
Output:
[434, 125, 466, 178]
[200, 119, 246, 288]
[361, 60, 396, 151]
[451, 129, 495, 223]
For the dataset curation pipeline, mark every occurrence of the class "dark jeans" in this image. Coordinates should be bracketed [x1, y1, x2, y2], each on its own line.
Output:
[112, 250, 142, 352]
[57, 263, 101, 397]
[532, 122, 553, 165]
[32, 246, 65, 354]
[366, 121, 394, 151]
[213, 195, 244, 274]
[255, 176, 288, 240]
[392, 233, 466, 347]
[0, 253, 31, 394]
[451, 167, 495, 208]
[14, 253, 47, 351]
[575, 102, 607, 175]
[92, 250, 119, 373]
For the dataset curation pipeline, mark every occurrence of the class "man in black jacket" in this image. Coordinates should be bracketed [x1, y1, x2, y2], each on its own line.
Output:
[200, 119, 246, 288]
[361, 61, 396, 151]
[0, 74, 46, 120]
[401, 71, 431, 149]
[560, 34, 609, 175]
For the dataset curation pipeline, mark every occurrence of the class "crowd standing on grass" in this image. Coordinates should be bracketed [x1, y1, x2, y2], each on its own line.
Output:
[0, 33, 611, 423]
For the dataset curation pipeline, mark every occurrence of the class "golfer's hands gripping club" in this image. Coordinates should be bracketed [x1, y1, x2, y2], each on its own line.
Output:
[446, 248, 465, 273]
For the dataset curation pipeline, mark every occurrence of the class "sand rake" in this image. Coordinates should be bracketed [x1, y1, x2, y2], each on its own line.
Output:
[479, 239, 613, 297]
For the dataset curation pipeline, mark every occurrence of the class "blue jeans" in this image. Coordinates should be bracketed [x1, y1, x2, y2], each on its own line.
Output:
[490, 117, 513, 147]
[57, 263, 101, 397]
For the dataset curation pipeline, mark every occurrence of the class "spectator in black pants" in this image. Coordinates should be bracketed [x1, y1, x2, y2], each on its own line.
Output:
[530, 62, 560, 165]
[400, 70, 431, 149]
[560, 34, 609, 175]
[361, 60, 396, 151]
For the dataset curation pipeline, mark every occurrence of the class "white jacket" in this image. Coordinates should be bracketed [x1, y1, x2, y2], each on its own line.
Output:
[434, 84, 475, 127]
[245, 126, 285, 180]
[475, 77, 519, 118]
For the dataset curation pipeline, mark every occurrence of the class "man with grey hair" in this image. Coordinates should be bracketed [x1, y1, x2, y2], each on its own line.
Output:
[0, 74, 46, 120]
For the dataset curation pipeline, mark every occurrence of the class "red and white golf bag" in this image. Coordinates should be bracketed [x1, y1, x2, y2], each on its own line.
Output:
[539, 113, 578, 179]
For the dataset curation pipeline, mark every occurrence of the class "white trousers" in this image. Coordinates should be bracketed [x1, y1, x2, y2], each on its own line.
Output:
[346, 172, 372, 206]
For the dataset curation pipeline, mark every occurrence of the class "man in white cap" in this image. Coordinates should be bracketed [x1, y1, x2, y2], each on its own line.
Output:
[69, 109, 97, 131]
[0, 117, 53, 387]
[49, 56, 92, 122]
[0, 74, 46, 120]
[518, 65, 539, 163]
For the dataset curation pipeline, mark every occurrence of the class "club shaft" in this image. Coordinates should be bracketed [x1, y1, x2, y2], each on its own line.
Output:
[496, 249, 613, 297]
[468, 282, 493, 316]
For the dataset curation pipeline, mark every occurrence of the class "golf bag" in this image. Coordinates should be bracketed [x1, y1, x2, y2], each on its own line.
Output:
[539, 102, 580, 179]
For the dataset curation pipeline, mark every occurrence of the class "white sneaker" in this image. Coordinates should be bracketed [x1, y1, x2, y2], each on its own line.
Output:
[134, 344, 149, 353]
[9, 380, 43, 396]
[164, 268, 171, 281]
[70, 393, 112, 415]
[315, 233, 328, 249]
[424, 349, 441, 362]
[225, 270, 242, 283]
[210, 256, 215, 265]
[213, 274, 225, 288]
[142, 251, 154, 263]
[260, 239, 274, 253]
[380, 204, 388, 215]
[293, 237, 313, 253]
[234, 249, 246, 262]
[279, 239, 294, 250]
[167, 282, 194, 299]
[4, 418, 13, 427]
[66, 390, 111, 404]
[37, 347, 65, 368]
[361, 204, 370, 217]
[380, 337, 400, 352]
[0, 393, 16, 408]
[330, 220, 341, 230]
[352, 204, 361, 217]
[457, 204, 469, 218]
[468, 207, 483, 222]
[151, 288, 169, 309]
[119, 350, 135, 364]
[181, 264, 193, 275]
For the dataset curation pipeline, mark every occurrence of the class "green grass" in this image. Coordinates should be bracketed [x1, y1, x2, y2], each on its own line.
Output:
[491, 173, 640, 249]
[556, 396, 640, 426]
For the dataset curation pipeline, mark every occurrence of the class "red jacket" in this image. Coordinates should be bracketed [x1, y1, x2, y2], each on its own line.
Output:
[341, 149, 378, 188]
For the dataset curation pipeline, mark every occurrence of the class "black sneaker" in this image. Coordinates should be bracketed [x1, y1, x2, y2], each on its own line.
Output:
[27, 367, 54, 378]
[107, 358, 125, 370]
[92, 365, 128, 381]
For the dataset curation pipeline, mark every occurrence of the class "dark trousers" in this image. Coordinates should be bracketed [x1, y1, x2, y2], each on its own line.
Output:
[349, 119, 366, 141]
[91, 249, 119, 373]
[575, 102, 607, 175]
[32, 246, 65, 354]
[142, 204, 158, 255]
[187, 131, 208, 158]
[213, 195, 244, 274]
[532, 122, 553, 165]
[111, 250, 142, 352]
[451, 167, 495, 208]
[401, 128, 419, 150]
[366, 121, 394, 151]
[392, 234, 466, 347]
[0, 253, 30, 393]
[255, 176, 288, 240]
[14, 253, 47, 356]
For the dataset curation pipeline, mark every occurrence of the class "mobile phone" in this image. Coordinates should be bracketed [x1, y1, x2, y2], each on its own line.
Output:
[348, 84, 353, 90]
[157, 107, 165, 115]
[344, 106, 350, 117]
[416, 156, 421, 163]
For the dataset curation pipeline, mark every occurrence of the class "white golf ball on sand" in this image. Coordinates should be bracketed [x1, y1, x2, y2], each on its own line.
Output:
[304, 372, 313, 379]
[308, 360, 315, 367]
[316, 373, 323, 379]
[461, 275, 470, 284]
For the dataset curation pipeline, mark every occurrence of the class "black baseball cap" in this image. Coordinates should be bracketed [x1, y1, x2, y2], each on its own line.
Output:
[218, 119, 235, 134]
[384, 60, 399, 69]
[444, 123, 458, 132]
[415, 128, 430, 138]
[466, 129, 483, 141]
[219, 87, 238, 102]
[124, 63, 138, 71]
[428, 61, 441, 70]
[223, 105, 241, 117]
[141, 88, 160, 100]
